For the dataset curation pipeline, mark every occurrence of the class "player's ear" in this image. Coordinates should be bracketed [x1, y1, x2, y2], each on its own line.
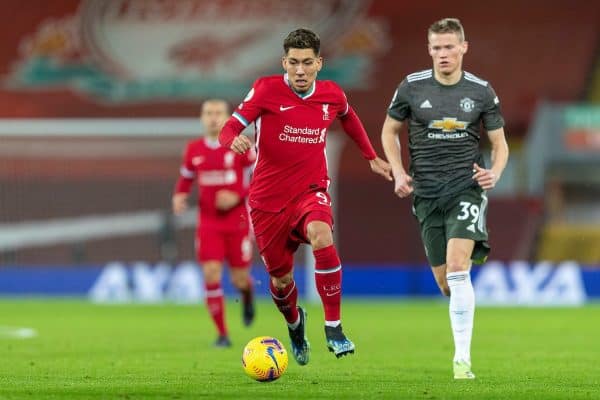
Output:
[281, 56, 287, 71]
[316, 56, 323, 72]
[462, 41, 469, 55]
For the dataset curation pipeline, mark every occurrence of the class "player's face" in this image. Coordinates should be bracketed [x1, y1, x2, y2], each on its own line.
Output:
[428, 33, 468, 76]
[201, 101, 229, 137]
[282, 48, 322, 93]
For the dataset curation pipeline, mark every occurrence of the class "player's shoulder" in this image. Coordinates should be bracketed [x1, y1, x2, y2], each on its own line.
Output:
[317, 79, 343, 91]
[186, 137, 205, 149]
[248, 75, 286, 99]
[316, 79, 346, 101]
[254, 75, 285, 88]
[404, 69, 433, 84]
[182, 137, 206, 156]
[463, 71, 490, 88]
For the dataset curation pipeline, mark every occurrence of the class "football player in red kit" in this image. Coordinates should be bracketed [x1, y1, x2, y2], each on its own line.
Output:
[173, 99, 256, 348]
[219, 29, 392, 364]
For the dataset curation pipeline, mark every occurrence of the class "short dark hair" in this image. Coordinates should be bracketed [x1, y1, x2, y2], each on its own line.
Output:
[283, 28, 320, 55]
[428, 18, 465, 42]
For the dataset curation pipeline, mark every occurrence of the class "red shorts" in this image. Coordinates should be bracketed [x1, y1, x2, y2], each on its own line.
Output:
[196, 224, 252, 268]
[250, 190, 333, 277]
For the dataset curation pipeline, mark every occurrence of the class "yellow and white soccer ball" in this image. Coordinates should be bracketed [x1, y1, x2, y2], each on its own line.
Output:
[242, 336, 288, 382]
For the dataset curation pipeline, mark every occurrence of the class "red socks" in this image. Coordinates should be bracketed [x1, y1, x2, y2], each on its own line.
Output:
[269, 279, 299, 324]
[314, 245, 342, 322]
[205, 282, 227, 336]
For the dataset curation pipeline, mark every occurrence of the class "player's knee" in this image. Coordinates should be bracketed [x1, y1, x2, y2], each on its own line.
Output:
[271, 273, 293, 290]
[446, 259, 469, 273]
[202, 262, 222, 284]
[306, 226, 333, 250]
[230, 272, 248, 289]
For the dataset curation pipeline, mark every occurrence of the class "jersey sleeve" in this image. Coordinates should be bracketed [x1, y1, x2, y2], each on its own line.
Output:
[219, 79, 266, 147]
[387, 79, 411, 121]
[338, 89, 350, 117]
[482, 84, 504, 131]
[174, 143, 195, 194]
[232, 79, 266, 128]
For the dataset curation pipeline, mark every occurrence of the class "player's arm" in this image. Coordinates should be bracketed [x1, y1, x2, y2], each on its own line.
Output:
[172, 144, 195, 215]
[473, 128, 509, 190]
[473, 85, 509, 190]
[219, 83, 263, 154]
[381, 81, 413, 197]
[215, 150, 255, 211]
[215, 190, 241, 211]
[381, 115, 413, 198]
[338, 105, 392, 181]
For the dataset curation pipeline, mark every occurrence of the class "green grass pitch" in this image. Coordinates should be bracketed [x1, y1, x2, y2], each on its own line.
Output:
[0, 299, 599, 399]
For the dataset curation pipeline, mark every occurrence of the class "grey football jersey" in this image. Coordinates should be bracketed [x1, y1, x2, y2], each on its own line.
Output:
[387, 69, 504, 198]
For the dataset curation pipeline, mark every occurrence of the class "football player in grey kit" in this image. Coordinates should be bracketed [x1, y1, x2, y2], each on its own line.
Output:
[381, 18, 509, 379]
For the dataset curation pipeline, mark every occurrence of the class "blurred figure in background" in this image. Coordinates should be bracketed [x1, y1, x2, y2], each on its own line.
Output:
[381, 18, 509, 379]
[173, 99, 256, 348]
[220, 28, 392, 365]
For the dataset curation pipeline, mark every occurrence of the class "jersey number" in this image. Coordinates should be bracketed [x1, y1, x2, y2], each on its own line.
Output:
[457, 201, 480, 223]
[316, 192, 331, 206]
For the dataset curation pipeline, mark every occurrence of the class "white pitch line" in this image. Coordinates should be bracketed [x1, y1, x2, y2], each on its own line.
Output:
[0, 326, 38, 339]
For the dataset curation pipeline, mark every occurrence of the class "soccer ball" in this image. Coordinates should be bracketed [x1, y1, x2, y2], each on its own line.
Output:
[242, 336, 288, 382]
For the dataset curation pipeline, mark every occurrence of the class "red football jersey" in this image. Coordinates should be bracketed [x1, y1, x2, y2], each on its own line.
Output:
[228, 74, 375, 212]
[175, 137, 255, 227]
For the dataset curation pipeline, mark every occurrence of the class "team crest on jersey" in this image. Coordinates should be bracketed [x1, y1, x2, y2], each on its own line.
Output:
[460, 97, 475, 112]
[322, 104, 330, 120]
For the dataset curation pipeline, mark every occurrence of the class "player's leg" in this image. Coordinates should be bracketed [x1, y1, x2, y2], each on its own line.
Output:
[301, 191, 354, 358]
[250, 207, 309, 365]
[202, 260, 230, 347]
[446, 238, 475, 379]
[445, 187, 489, 379]
[268, 246, 311, 366]
[414, 195, 449, 295]
[227, 232, 255, 326]
[430, 264, 449, 295]
[197, 228, 230, 347]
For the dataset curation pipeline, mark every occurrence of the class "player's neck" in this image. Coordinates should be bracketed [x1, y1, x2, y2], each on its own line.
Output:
[434, 69, 463, 86]
[205, 134, 219, 147]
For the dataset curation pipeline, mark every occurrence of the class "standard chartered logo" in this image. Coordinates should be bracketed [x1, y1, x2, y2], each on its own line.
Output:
[279, 124, 326, 144]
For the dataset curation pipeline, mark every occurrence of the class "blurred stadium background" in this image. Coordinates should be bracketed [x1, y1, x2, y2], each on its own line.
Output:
[0, 0, 599, 305]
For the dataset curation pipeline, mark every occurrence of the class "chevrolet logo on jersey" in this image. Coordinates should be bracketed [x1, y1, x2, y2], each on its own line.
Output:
[428, 118, 468, 132]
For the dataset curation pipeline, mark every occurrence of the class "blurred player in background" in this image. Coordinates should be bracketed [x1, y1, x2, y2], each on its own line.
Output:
[220, 28, 392, 364]
[173, 99, 256, 348]
[381, 18, 509, 379]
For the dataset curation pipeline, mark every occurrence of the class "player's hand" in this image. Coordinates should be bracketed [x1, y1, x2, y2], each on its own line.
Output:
[215, 189, 240, 211]
[472, 163, 497, 190]
[172, 193, 189, 215]
[230, 135, 253, 154]
[369, 157, 393, 181]
[393, 172, 414, 198]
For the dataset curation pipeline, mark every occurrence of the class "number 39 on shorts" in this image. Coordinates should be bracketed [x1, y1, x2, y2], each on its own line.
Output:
[457, 201, 479, 223]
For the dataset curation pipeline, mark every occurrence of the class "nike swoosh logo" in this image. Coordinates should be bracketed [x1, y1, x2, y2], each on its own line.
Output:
[326, 290, 341, 297]
[279, 105, 296, 111]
